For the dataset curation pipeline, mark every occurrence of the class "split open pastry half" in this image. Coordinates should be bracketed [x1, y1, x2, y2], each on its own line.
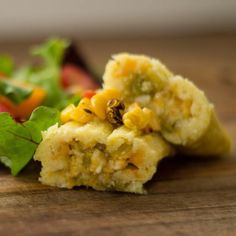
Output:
[34, 120, 173, 193]
[103, 53, 231, 156]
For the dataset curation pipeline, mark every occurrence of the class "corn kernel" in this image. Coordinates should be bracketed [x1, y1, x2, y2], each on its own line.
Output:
[60, 104, 76, 124]
[71, 98, 94, 124]
[101, 88, 121, 100]
[91, 93, 107, 119]
[123, 103, 160, 131]
[89, 89, 121, 120]
[123, 104, 148, 129]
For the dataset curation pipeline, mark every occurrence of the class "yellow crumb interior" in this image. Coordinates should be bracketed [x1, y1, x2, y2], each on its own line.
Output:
[34, 120, 172, 194]
[151, 76, 213, 145]
[104, 53, 173, 107]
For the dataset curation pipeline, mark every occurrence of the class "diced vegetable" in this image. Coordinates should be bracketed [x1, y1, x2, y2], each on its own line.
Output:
[14, 87, 46, 118]
[0, 80, 32, 105]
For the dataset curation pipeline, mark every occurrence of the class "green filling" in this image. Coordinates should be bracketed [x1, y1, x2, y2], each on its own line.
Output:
[130, 74, 155, 97]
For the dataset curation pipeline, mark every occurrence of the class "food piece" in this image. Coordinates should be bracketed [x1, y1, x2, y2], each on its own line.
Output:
[123, 103, 160, 131]
[34, 120, 173, 193]
[103, 53, 231, 155]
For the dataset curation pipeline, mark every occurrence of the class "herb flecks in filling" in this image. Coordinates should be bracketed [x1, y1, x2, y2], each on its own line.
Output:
[67, 140, 134, 176]
[131, 74, 155, 96]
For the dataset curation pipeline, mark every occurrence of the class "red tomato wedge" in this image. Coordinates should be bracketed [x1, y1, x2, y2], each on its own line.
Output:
[61, 64, 99, 91]
[0, 103, 11, 113]
[0, 98, 15, 117]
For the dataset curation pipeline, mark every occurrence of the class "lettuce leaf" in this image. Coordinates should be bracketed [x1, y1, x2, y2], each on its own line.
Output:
[0, 106, 60, 175]
[0, 80, 32, 104]
[32, 38, 69, 67]
[14, 38, 70, 108]
[0, 55, 14, 76]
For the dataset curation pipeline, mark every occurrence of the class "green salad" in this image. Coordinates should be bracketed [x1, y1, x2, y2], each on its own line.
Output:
[0, 38, 100, 175]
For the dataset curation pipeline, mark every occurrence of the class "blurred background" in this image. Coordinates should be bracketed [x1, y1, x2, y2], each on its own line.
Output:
[0, 0, 236, 40]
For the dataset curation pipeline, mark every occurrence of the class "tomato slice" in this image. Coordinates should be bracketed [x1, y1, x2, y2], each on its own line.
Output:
[0, 103, 11, 113]
[61, 64, 99, 91]
[0, 100, 15, 117]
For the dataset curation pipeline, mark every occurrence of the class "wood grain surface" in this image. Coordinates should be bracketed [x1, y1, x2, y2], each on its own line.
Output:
[0, 34, 236, 236]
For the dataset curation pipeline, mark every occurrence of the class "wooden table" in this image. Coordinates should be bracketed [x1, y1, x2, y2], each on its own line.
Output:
[0, 34, 236, 236]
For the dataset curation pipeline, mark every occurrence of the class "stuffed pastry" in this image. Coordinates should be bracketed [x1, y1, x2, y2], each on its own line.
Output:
[103, 53, 231, 155]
